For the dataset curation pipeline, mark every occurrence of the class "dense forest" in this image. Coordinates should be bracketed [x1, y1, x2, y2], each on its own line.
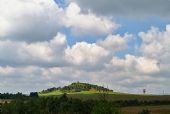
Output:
[0, 93, 121, 114]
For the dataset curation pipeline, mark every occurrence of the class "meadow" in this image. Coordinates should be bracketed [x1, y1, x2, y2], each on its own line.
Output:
[39, 90, 170, 101]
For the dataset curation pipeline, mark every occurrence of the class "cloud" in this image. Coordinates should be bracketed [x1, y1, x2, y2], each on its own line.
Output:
[0, 31, 130, 69]
[0, 66, 51, 93]
[69, 0, 170, 18]
[139, 25, 170, 64]
[0, 0, 62, 42]
[64, 33, 133, 70]
[138, 25, 170, 87]
[1, 0, 170, 94]
[111, 55, 160, 73]
[0, 64, 163, 94]
[0, 0, 118, 42]
[0, 66, 15, 75]
[97, 34, 131, 52]
[0, 33, 67, 67]
[0, 29, 166, 94]
[61, 2, 119, 36]
[65, 42, 110, 70]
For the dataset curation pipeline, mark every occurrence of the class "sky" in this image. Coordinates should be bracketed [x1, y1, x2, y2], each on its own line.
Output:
[0, 0, 170, 94]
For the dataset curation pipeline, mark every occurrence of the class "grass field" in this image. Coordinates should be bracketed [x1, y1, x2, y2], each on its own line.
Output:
[39, 90, 170, 114]
[39, 90, 125, 96]
[39, 90, 170, 101]
[121, 105, 170, 114]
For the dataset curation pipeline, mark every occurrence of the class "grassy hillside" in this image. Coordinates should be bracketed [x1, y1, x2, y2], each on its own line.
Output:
[39, 89, 124, 96]
[39, 82, 170, 102]
[39, 82, 114, 96]
[39, 91, 170, 101]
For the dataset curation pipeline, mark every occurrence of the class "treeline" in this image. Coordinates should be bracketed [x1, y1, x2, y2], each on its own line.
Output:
[42, 82, 113, 93]
[116, 99, 170, 107]
[0, 94, 120, 114]
[0, 93, 27, 99]
[1, 93, 170, 114]
[0, 92, 39, 99]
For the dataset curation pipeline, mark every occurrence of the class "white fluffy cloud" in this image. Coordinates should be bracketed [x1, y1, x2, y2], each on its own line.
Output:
[139, 25, 170, 64]
[65, 42, 110, 67]
[0, 32, 130, 69]
[0, 0, 62, 42]
[0, 29, 165, 93]
[62, 3, 118, 35]
[138, 25, 170, 87]
[64, 33, 132, 69]
[0, 0, 118, 42]
[111, 55, 160, 73]
[0, 33, 67, 67]
[97, 34, 131, 52]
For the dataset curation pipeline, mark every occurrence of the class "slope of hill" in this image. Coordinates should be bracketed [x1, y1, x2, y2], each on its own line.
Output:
[39, 82, 170, 102]
[39, 82, 114, 96]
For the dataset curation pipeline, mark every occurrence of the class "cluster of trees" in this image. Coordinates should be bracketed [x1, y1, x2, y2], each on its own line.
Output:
[0, 93, 27, 99]
[0, 92, 39, 99]
[42, 82, 113, 93]
[0, 93, 120, 114]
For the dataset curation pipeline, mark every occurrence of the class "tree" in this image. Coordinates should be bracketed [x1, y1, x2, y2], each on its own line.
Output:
[29, 92, 39, 98]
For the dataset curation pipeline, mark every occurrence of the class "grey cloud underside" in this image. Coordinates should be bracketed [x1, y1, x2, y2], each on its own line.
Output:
[70, 0, 170, 17]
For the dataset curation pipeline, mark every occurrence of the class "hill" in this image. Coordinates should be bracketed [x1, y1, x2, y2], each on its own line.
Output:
[39, 82, 170, 102]
[40, 82, 113, 93]
[61, 82, 113, 92]
[40, 82, 114, 96]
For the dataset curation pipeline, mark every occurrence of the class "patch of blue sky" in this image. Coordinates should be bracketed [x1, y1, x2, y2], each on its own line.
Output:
[67, 33, 106, 46]
[54, 0, 67, 8]
[114, 17, 170, 58]
[59, 27, 108, 46]
[116, 16, 170, 35]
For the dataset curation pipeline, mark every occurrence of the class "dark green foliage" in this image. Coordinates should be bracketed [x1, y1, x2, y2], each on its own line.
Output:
[29, 92, 39, 98]
[0, 93, 27, 99]
[0, 93, 120, 114]
[41, 87, 57, 93]
[91, 101, 120, 114]
[41, 82, 113, 93]
[116, 99, 170, 107]
[138, 109, 151, 114]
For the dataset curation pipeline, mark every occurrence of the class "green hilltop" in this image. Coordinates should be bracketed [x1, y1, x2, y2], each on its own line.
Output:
[39, 82, 114, 96]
